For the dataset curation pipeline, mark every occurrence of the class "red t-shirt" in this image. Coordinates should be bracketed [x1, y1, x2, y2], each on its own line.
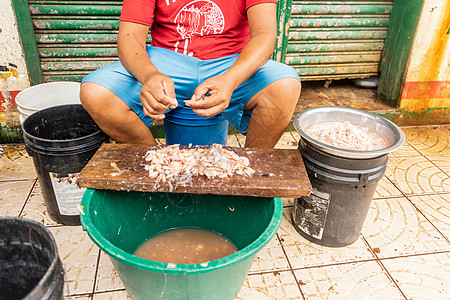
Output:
[120, 0, 277, 60]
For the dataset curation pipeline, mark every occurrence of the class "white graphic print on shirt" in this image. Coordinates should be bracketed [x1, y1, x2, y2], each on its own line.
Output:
[174, 0, 225, 56]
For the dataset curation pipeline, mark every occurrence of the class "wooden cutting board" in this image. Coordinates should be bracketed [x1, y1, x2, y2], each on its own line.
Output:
[77, 143, 312, 198]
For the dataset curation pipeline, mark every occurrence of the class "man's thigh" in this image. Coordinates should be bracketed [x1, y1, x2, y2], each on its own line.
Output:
[82, 47, 200, 126]
[220, 60, 300, 134]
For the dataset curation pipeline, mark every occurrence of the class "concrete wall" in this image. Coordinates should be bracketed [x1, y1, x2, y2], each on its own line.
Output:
[399, 0, 450, 120]
[0, 0, 30, 134]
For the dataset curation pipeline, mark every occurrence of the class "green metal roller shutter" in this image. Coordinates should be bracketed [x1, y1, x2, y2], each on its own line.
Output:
[28, 0, 124, 82]
[15, 0, 393, 83]
[284, 1, 394, 81]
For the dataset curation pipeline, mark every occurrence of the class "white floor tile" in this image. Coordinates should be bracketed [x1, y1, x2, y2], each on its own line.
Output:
[382, 253, 450, 300]
[362, 198, 450, 258]
[279, 208, 375, 269]
[295, 261, 403, 299]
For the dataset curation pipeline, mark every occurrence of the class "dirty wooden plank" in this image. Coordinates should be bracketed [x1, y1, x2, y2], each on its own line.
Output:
[77, 144, 312, 198]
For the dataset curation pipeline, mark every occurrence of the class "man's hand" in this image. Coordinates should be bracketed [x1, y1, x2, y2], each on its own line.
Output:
[140, 73, 177, 120]
[118, 21, 177, 120]
[185, 3, 277, 118]
[184, 75, 234, 117]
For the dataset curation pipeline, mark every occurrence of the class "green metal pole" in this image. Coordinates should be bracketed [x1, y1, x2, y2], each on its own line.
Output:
[274, 0, 292, 63]
[11, 0, 45, 85]
[378, 0, 424, 106]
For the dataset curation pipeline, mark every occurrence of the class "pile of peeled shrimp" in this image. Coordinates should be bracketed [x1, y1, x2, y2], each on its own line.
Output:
[305, 121, 389, 151]
[144, 144, 255, 190]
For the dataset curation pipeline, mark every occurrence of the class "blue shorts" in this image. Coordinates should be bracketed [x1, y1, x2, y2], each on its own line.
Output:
[82, 46, 300, 134]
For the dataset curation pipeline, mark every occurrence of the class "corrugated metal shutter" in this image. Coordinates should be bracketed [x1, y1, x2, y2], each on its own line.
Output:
[28, 1, 126, 82]
[26, 0, 393, 82]
[285, 1, 394, 81]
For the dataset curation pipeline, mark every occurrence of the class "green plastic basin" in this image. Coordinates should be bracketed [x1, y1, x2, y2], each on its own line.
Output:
[80, 189, 282, 300]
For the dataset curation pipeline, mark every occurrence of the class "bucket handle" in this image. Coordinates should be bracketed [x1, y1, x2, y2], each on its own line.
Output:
[63, 262, 72, 300]
[359, 173, 369, 185]
[29, 226, 42, 266]
[23, 135, 33, 157]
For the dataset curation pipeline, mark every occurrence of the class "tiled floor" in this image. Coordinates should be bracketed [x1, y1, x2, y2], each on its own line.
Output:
[1, 125, 450, 299]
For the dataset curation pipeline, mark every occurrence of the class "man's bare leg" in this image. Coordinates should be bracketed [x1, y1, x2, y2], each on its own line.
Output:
[80, 82, 157, 144]
[244, 78, 301, 148]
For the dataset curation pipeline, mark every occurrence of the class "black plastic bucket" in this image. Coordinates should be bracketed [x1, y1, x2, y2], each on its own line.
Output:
[292, 139, 388, 247]
[22, 104, 109, 225]
[0, 217, 64, 300]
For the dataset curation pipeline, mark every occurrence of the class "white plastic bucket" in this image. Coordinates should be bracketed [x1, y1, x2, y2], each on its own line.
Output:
[16, 82, 81, 124]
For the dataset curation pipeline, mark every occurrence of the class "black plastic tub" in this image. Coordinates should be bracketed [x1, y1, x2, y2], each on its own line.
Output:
[0, 217, 64, 300]
[292, 139, 388, 247]
[292, 106, 404, 247]
[22, 104, 109, 225]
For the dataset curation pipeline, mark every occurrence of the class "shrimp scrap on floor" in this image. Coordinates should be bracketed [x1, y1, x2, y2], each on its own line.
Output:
[143, 144, 255, 190]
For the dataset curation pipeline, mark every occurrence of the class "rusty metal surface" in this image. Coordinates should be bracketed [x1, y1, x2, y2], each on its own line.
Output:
[291, 3, 393, 15]
[40, 59, 117, 71]
[287, 0, 394, 80]
[33, 18, 119, 30]
[38, 46, 118, 58]
[286, 52, 382, 65]
[288, 40, 385, 53]
[27, 1, 122, 82]
[26, 0, 394, 82]
[29, 3, 122, 16]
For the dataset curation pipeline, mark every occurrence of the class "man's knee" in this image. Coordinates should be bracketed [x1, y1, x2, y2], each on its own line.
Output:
[80, 82, 118, 115]
[274, 77, 301, 99]
[80, 82, 100, 108]
[247, 77, 301, 111]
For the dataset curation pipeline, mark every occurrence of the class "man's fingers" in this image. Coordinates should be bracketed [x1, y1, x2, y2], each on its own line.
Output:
[145, 88, 177, 109]
[161, 95, 178, 109]
[142, 76, 177, 109]
[184, 94, 222, 109]
[189, 86, 210, 102]
[143, 105, 165, 120]
[143, 99, 167, 114]
[191, 106, 223, 118]
[141, 95, 168, 119]
[141, 89, 171, 111]
[161, 81, 178, 108]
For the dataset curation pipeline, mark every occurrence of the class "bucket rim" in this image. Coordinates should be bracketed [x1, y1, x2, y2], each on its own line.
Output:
[80, 189, 283, 275]
[164, 117, 229, 127]
[15, 81, 80, 111]
[165, 107, 228, 126]
[24, 128, 106, 146]
[24, 134, 108, 155]
[22, 104, 105, 145]
[293, 106, 406, 159]
[0, 217, 62, 300]
[17, 105, 36, 116]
